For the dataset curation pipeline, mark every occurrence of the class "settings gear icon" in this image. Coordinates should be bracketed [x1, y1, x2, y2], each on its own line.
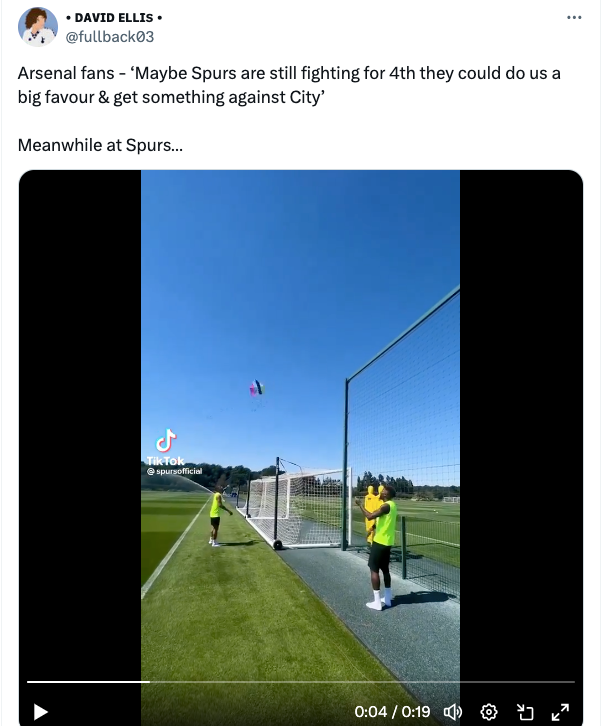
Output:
[481, 704, 498, 720]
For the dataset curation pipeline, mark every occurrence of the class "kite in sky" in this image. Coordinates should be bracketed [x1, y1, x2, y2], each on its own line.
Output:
[250, 380, 265, 397]
[249, 380, 266, 411]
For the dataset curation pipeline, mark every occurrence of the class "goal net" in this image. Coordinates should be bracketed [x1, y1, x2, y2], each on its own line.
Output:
[443, 497, 460, 503]
[241, 468, 352, 548]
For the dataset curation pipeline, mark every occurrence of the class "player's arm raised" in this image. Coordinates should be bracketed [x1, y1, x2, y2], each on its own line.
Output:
[355, 498, 390, 520]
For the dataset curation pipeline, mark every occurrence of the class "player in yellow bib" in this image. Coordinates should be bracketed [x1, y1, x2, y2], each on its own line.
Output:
[355, 485, 397, 610]
[209, 485, 233, 547]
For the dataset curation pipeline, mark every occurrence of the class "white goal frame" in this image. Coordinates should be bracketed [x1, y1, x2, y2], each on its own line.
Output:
[238, 467, 352, 549]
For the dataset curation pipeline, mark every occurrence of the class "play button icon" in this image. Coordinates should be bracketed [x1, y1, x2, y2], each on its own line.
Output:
[34, 704, 47, 720]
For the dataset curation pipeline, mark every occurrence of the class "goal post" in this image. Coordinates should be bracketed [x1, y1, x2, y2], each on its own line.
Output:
[238, 466, 352, 548]
[443, 497, 460, 503]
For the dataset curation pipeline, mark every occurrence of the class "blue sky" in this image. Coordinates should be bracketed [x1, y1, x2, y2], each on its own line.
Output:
[141, 171, 460, 478]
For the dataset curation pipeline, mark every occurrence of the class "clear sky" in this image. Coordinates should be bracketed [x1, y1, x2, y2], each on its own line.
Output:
[141, 171, 460, 476]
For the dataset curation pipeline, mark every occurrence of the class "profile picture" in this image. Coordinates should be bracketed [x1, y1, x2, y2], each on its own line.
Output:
[19, 7, 58, 46]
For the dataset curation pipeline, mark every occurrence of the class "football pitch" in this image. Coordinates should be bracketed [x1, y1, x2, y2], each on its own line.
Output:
[352, 500, 460, 569]
[287, 496, 460, 569]
[141, 491, 441, 726]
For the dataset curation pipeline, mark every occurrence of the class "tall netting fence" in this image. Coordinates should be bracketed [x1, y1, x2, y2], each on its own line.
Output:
[343, 286, 460, 599]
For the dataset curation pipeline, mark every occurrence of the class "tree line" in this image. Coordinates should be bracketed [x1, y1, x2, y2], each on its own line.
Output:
[140, 462, 460, 500]
[140, 462, 281, 492]
[354, 471, 460, 500]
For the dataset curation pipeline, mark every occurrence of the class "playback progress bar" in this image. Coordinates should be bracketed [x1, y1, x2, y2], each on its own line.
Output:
[27, 680, 575, 684]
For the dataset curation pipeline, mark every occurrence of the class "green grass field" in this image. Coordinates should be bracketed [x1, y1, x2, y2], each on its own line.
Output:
[141, 491, 206, 586]
[141, 491, 441, 726]
[353, 500, 460, 569]
[284, 495, 460, 569]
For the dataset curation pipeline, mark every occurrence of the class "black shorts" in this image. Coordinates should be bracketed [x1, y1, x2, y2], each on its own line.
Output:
[368, 542, 391, 572]
[210, 517, 220, 527]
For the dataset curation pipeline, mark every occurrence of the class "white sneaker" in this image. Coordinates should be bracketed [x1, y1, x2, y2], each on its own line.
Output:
[366, 601, 382, 610]
[212, 542, 221, 547]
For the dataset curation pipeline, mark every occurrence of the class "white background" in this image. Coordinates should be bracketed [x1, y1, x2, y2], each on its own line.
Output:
[1, 1, 601, 725]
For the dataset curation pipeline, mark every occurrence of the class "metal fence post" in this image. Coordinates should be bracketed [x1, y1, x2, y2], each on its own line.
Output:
[401, 517, 407, 580]
[274, 457, 279, 542]
[342, 378, 349, 551]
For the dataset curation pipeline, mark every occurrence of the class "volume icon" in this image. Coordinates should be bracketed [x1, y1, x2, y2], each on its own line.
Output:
[444, 703, 462, 721]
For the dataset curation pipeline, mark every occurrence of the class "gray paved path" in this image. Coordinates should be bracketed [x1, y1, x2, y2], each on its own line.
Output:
[278, 546, 459, 725]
